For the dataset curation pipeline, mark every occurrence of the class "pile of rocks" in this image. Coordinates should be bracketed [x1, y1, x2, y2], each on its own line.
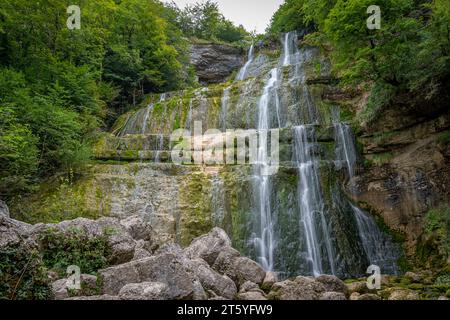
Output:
[1, 211, 351, 300]
[66, 227, 350, 300]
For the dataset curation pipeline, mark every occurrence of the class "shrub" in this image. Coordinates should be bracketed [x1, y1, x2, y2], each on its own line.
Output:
[0, 245, 53, 300]
[38, 228, 110, 277]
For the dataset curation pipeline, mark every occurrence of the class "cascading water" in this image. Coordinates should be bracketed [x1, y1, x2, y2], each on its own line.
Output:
[141, 104, 153, 134]
[113, 30, 401, 279]
[154, 94, 167, 163]
[219, 87, 231, 131]
[332, 108, 357, 179]
[283, 31, 298, 66]
[251, 68, 279, 271]
[293, 125, 336, 276]
[211, 176, 225, 226]
[351, 205, 400, 275]
[236, 44, 254, 81]
[186, 98, 193, 130]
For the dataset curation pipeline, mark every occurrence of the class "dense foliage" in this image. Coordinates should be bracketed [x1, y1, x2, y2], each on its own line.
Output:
[38, 228, 111, 276]
[417, 206, 450, 268]
[0, 245, 53, 300]
[166, 0, 249, 43]
[0, 0, 247, 200]
[268, 0, 450, 122]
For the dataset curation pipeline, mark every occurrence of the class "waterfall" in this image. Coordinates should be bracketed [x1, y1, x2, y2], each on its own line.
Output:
[351, 205, 400, 275]
[141, 104, 153, 134]
[220, 87, 231, 131]
[283, 31, 298, 66]
[154, 93, 167, 163]
[211, 175, 225, 226]
[332, 108, 357, 179]
[113, 30, 401, 279]
[251, 68, 279, 271]
[236, 44, 254, 81]
[154, 134, 164, 163]
[119, 92, 167, 136]
[293, 126, 335, 276]
[186, 99, 193, 130]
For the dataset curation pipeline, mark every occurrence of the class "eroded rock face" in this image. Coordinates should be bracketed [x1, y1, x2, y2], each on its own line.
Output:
[190, 44, 244, 84]
[350, 114, 450, 257]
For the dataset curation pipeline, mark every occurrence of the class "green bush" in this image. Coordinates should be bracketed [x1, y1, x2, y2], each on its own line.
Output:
[416, 206, 450, 269]
[38, 228, 110, 277]
[0, 245, 53, 300]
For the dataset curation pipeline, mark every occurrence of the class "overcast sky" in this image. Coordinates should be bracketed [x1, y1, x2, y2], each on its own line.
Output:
[162, 0, 284, 34]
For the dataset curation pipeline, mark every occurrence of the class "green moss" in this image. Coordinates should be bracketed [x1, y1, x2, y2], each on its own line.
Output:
[409, 283, 424, 290]
[178, 172, 214, 246]
[10, 172, 104, 224]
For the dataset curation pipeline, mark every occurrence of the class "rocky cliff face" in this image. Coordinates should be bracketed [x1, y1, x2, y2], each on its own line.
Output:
[327, 84, 450, 262]
[190, 44, 244, 84]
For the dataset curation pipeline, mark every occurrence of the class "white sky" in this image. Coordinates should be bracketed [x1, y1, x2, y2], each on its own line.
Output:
[162, 0, 284, 34]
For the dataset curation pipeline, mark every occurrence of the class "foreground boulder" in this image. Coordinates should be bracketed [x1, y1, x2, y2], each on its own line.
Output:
[190, 258, 237, 299]
[268, 276, 326, 300]
[184, 227, 232, 265]
[99, 253, 199, 299]
[316, 275, 349, 297]
[118, 282, 169, 300]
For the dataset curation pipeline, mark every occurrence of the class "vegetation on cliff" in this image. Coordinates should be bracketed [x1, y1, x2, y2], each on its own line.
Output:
[268, 0, 450, 123]
[0, 0, 249, 200]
